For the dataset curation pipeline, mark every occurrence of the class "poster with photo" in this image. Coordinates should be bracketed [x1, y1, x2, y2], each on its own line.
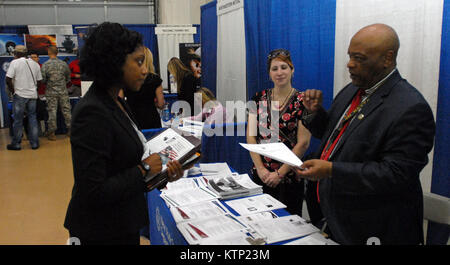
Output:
[0, 34, 25, 56]
[179, 43, 201, 79]
[56, 34, 78, 55]
[24, 34, 57, 55]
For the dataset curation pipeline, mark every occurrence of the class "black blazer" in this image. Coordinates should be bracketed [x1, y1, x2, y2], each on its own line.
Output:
[64, 82, 148, 240]
[305, 70, 435, 244]
[178, 72, 200, 116]
[125, 73, 163, 129]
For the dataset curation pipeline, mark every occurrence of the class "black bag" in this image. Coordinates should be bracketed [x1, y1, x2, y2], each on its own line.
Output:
[36, 98, 48, 121]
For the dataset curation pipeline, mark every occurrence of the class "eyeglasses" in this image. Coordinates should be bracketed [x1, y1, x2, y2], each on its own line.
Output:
[267, 49, 291, 59]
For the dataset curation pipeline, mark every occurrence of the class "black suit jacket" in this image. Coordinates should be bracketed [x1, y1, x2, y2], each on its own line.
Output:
[64, 82, 148, 240]
[305, 70, 435, 244]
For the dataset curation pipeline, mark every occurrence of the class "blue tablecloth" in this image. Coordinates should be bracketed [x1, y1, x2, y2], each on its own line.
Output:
[141, 124, 309, 245]
[146, 184, 293, 245]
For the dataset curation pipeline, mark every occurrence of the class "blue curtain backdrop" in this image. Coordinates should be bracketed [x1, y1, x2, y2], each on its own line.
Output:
[200, 0, 218, 96]
[124, 24, 160, 74]
[244, 0, 336, 157]
[0, 25, 28, 34]
[427, 0, 450, 245]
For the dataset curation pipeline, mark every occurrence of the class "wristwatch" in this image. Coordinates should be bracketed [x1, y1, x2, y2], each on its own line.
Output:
[140, 161, 151, 177]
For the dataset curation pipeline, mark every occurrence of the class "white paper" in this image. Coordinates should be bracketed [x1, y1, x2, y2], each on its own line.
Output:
[199, 162, 233, 176]
[240, 142, 303, 168]
[160, 177, 200, 193]
[237, 211, 278, 224]
[284, 233, 339, 245]
[224, 194, 287, 216]
[169, 200, 230, 223]
[247, 215, 319, 244]
[145, 128, 195, 171]
[200, 230, 264, 245]
[178, 119, 204, 138]
[160, 186, 219, 208]
[176, 214, 249, 245]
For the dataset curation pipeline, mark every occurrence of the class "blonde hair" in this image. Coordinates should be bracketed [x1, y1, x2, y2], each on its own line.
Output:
[198, 87, 216, 105]
[144, 47, 155, 74]
[167, 57, 191, 93]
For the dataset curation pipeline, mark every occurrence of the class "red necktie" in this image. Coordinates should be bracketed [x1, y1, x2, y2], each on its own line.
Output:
[316, 89, 364, 203]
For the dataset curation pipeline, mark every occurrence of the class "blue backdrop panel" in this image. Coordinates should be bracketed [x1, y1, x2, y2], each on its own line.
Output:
[244, 0, 336, 157]
[200, 0, 218, 96]
[200, 122, 253, 176]
[244, 0, 272, 102]
[0, 25, 29, 34]
[427, 0, 450, 245]
[0, 57, 13, 128]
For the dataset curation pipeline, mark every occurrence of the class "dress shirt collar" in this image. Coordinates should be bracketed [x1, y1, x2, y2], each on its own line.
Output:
[363, 68, 397, 96]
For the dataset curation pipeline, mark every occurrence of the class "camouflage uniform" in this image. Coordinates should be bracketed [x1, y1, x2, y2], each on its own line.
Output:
[41, 58, 71, 133]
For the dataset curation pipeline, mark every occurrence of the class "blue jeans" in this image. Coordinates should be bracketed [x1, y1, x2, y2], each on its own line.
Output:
[11, 94, 39, 148]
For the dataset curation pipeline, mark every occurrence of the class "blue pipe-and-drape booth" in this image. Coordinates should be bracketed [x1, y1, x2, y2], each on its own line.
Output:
[0, 23, 199, 128]
[201, 1, 218, 97]
[201, 0, 450, 244]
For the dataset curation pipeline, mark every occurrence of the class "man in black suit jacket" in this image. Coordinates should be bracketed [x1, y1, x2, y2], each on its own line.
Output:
[296, 24, 435, 245]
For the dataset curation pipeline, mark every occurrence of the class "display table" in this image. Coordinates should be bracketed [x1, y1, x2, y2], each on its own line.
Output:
[145, 170, 293, 245]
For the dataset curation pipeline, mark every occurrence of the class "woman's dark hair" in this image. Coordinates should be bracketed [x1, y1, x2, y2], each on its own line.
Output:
[80, 22, 143, 87]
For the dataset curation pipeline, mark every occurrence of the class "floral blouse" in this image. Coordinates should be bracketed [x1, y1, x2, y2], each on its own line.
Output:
[249, 88, 306, 178]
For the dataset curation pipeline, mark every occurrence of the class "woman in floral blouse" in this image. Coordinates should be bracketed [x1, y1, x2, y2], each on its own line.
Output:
[247, 49, 311, 216]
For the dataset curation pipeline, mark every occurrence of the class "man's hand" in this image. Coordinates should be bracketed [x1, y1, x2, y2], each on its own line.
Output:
[294, 159, 332, 181]
[303, 89, 323, 113]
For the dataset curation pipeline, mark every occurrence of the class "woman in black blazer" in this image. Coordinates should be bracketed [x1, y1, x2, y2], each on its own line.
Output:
[64, 22, 184, 245]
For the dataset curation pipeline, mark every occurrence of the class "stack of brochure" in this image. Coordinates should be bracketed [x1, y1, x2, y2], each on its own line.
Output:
[244, 215, 319, 244]
[160, 177, 219, 208]
[176, 214, 263, 245]
[223, 193, 287, 216]
[199, 162, 233, 177]
[204, 173, 263, 200]
[169, 200, 230, 223]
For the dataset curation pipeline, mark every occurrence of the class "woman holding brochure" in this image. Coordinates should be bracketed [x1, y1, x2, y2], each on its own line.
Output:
[246, 49, 311, 216]
[64, 22, 184, 245]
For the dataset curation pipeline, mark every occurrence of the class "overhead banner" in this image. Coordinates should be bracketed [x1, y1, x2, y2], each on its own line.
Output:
[155, 26, 197, 35]
[28, 25, 73, 35]
[0, 34, 25, 56]
[24, 34, 57, 55]
[216, 0, 246, 103]
[217, 0, 244, 16]
[56, 34, 79, 55]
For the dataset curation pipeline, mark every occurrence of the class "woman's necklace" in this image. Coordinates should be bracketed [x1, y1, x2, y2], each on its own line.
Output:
[272, 87, 294, 110]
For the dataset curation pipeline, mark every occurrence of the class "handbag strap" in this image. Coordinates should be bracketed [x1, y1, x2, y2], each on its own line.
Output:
[25, 60, 36, 87]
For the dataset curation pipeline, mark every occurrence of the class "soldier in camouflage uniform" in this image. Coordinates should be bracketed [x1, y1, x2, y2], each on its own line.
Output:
[41, 46, 71, 140]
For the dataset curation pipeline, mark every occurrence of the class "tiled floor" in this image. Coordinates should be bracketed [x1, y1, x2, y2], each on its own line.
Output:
[0, 128, 150, 245]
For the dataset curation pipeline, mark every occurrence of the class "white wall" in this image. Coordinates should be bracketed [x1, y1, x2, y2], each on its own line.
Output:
[0, 1, 156, 25]
[158, 0, 212, 24]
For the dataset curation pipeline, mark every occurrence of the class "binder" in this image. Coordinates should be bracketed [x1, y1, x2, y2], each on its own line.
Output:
[144, 128, 202, 191]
